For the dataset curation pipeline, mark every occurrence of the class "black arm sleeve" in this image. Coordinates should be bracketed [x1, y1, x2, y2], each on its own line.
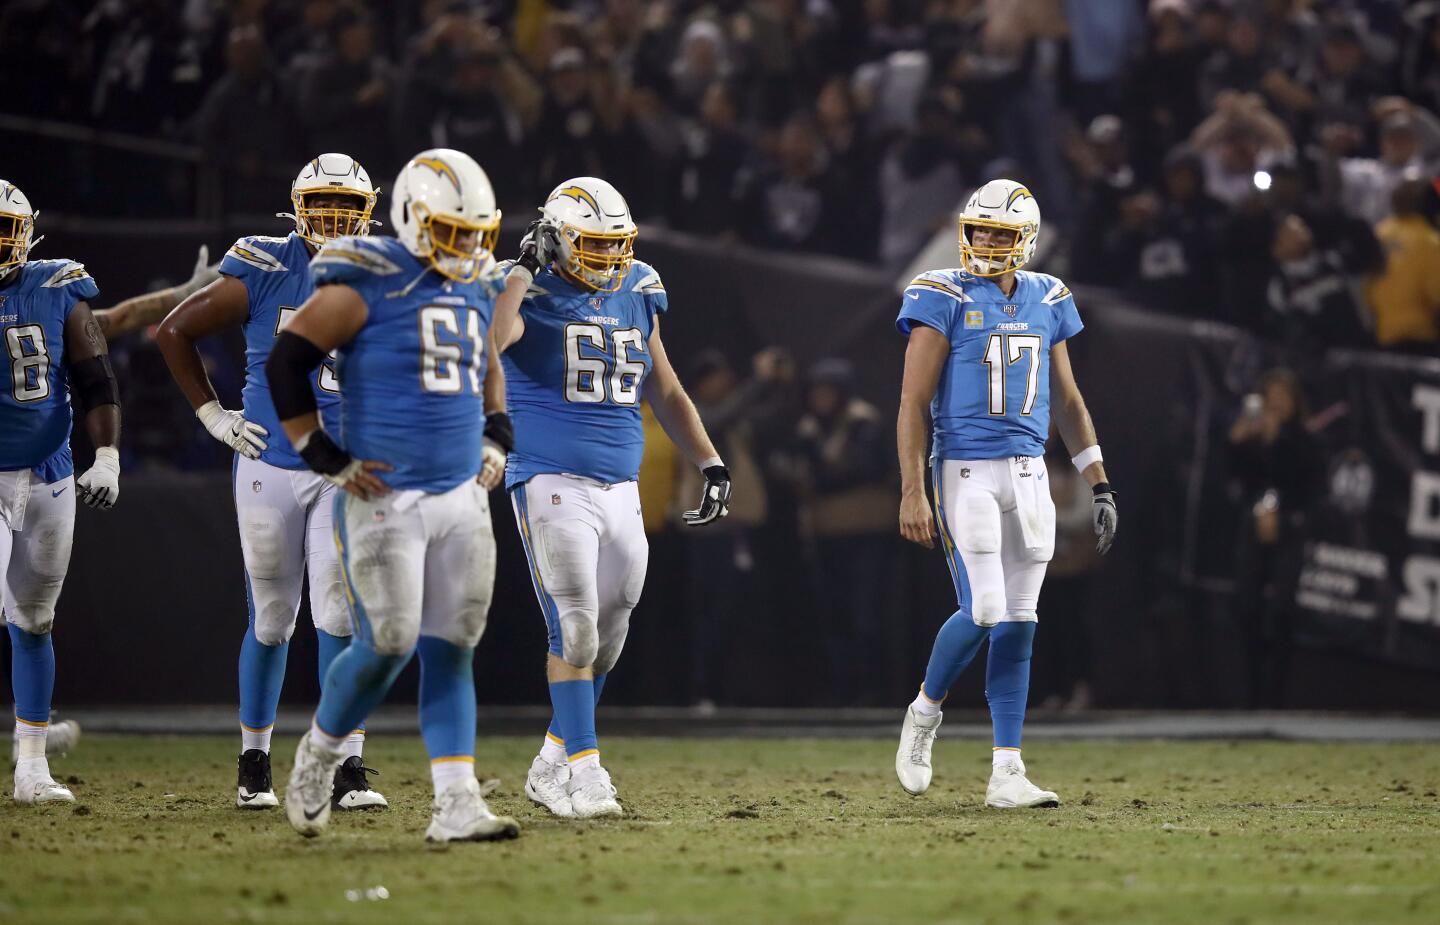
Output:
[265, 331, 327, 421]
[70, 355, 120, 413]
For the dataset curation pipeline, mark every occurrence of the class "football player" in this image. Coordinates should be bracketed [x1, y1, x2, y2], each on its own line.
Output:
[0, 180, 122, 804]
[893, 179, 1118, 808]
[156, 154, 387, 811]
[269, 149, 520, 842]
[493, 178, 731, 819]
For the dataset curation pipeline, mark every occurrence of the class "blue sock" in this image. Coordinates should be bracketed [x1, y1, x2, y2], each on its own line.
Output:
[238, 625, 288, 733]
[549, 678, 598, 760]
[986, 622, 1036, 749]
[315, 629, 349, 686]
[8, 624, 55, 724]
[544, 673, 607, 743]
[920, 610, 991, 703]
[313, 638, 411, 741]
[416, 636, 476, 761]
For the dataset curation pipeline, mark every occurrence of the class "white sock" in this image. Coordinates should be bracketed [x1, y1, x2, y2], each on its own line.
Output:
[241, 724, 272, 754]
[308, 721, 346, 754]
[15, 720, 46, 760]
[568, 751, 601, 775]
[539, 732, 567, 765]
[911, 689, 943, 718]
[993, 748, 1023, 770]
[343, 730, 365, 761]
[431, 758, 474, 793]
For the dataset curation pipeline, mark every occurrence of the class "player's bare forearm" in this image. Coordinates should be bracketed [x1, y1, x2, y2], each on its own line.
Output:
[897, 326, 948, 497]
[483, 334, 506, 415]
[897, 398, 930, 498]
[645, 326, 719, 465]
[157, 278, 249, 410]
[95, 290, 178, 340]
[84, 404, 121, 450]
[1051, 342, 1107, 486]
[492, 272, 528, 352]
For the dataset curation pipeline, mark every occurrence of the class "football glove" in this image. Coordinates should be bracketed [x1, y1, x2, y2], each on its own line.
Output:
[76, 446, 120, 510]
[1092, 482, 1118, 555]
[197, 400, 269, 459]
[683, 464, 732, 527]
[516, 219, 570, 278]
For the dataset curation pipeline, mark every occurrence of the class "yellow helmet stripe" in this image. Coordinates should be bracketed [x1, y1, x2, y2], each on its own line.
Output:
[413, 157, 462, 195]
[554, 185, 601, 214]
[1005, 186, 1033, 208]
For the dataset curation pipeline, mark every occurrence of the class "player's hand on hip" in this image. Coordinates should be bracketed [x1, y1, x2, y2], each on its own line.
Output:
[899, 490, 935, 549]
[197, 400, 269, 459]
[477, 441, 506, 491]
[683, 464, 732, 527]
[76, 446, 121, 511]
[332, 459, 394, 501]
[1092, 482, 1118, 555]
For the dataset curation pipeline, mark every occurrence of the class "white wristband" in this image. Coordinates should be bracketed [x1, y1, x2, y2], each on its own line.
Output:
[698, 456, 724, 472]
[1071, 445, 1103, 474]
[507, 263, 534, 288]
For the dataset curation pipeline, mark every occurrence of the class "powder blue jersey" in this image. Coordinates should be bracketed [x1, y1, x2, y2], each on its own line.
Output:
[896, 268, 1083, 460]
[0, 259, 99, 482]
[311, 235, 503, 493]
[220, 233, 342, 470]
[501, 261, 668, 489]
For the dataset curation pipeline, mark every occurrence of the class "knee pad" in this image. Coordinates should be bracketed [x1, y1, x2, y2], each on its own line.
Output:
[250, 601, 298, 646]
[592, 612, 631, 677]
[346, 527, 422, 656]
[5, 605, 54, 636]
[452, 523, 496, 648]
[559, 611, 600, 668]
[238, 506, 289, 580]
[972, 591, 1007, 628]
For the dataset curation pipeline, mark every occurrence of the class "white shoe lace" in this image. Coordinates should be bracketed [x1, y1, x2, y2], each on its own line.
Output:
[530, 760, 568, 800]
[908, 724, 936, 766]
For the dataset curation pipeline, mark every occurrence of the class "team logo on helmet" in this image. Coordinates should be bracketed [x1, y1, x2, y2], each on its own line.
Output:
[413, 158, 462, 195]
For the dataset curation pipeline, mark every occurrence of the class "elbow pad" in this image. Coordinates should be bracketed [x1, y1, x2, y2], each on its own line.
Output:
[70, 355, 120, 413]
[266, 331, 326, 421]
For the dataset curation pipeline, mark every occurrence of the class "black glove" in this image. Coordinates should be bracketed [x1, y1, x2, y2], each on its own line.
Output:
[683, 464, 732, 527]
[516, 219, 569, 277]
[1092, 482, 1118, 555]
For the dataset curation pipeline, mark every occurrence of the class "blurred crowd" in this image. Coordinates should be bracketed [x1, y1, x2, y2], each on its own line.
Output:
[2, 0, 1437, 351]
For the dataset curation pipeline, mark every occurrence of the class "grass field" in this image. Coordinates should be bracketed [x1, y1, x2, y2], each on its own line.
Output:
[1, 735, 1438, 924]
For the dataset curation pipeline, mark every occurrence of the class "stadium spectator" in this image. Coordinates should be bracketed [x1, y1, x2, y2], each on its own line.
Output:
[876, 94, 967, 268]
[1129, 1, 1210, 171]
[1189, 91, 1295, 208]
[1322, 100, 1440, 226]
[791, 359, 895, 704]
[667, 82, 751, 238]
[530, 47, 621, 200]
[1264, 213, 1370, 353]
[1364, 179, 1440, 350]
[297, 11, 395, 173]
[744, 112, 844, 255]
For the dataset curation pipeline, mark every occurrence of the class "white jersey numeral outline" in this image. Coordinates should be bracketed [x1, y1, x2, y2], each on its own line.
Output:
[982, 332, 1042, 417]
[564, 322, 645, 406]
[420, 305, 484, 395]
[5, 324, 51, 403]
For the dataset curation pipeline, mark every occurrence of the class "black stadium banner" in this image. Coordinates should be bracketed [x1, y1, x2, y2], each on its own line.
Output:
[1292, 352, 1440, 669]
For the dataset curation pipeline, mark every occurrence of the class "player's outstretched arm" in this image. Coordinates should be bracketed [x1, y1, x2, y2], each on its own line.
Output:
[643, 319, 731, 526]
[897, 324, 948, 549]
[267, 284, 391, 500]
[156, 276, 269, 459]
[64, 303, 122, 510]
[94, 246, 217, 340]
[1051, 340, 1117, 554]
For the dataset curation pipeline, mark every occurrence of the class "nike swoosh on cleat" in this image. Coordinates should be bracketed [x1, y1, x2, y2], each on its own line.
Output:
[303, 804, 326, 821]
[238, 792, 260, 803]
[52, 487, 67, 497]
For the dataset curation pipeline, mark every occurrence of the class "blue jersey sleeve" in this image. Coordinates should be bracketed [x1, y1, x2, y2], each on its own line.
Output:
[631, 262, 668, 317]
[35, 260, 99, 311]
[310, 236, 405, 290]
[897, 274, 965, 337]
[220, 236, 290, 315]
[1040, 277, 1083, 342]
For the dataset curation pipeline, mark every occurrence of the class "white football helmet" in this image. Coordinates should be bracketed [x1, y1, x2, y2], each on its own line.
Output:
[958, 179, 1041, 277]
[390, 148, 500, 283]
[279, 153, 379, 246]
[541, 177, 637, 292]
[0, 180, 39, 277]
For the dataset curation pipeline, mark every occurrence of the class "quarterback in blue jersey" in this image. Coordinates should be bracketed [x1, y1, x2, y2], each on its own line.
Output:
[493, 178, 732, 819]
[893, 179, 1119, 808]
[267, 149, 519, 843]
[0, 180, 122, 805]
[156, 153, 387, 812]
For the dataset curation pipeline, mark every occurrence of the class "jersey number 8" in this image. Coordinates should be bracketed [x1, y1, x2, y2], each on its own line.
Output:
[5, 324, 50, 403]
[564, 323, 645, 406]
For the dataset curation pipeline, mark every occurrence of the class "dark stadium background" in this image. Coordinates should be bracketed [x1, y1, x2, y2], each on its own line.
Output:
[1, 0, 1438, 714]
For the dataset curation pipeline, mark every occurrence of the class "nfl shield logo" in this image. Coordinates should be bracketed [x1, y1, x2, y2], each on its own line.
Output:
[589, 297, 604, 310]
[251, 480, 263, 493]
[1004, 304, 1019, 316]
[551, 494, 562, 505]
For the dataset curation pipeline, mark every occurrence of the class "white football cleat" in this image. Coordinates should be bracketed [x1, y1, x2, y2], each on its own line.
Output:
[567, 764, 622, 819]
[524, 754, 574, 817]
[425, 777, 520, 843]
[14, 762, 75, 805]
[896, 706, 942, 795]
[284, 732, 342, 837]
[985, 761, 1060, 808]
[12, 718, 81, 764]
